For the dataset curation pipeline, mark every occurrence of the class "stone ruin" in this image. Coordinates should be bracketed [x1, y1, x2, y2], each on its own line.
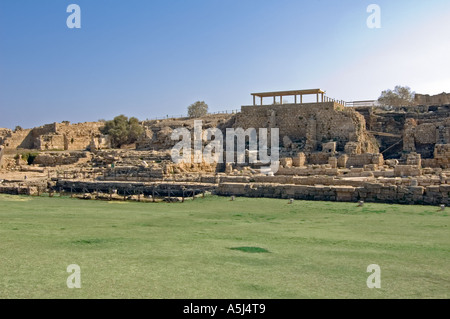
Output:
[0, 89, 449, 206]
[415, 92, 450, 106]
[0, 121, 110, 152]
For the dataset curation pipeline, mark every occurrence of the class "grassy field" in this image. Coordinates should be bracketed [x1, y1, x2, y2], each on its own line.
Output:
[0, 194, 448, 299]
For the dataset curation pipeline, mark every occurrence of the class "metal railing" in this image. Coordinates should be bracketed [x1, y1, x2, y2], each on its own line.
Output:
[146, 109, 240, 121]
[345, 100, 379, 107]
[323, 96, 347, 106]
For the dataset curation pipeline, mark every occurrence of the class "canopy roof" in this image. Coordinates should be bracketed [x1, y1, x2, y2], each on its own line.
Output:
[251, 89, 325, 98]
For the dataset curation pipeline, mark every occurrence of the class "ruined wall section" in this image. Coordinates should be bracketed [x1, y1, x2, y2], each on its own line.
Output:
[2, 129, 35, 149]
[415, 92, 450, 106]
[235, 102, 379, 154]
[217, 182, 450, 206]
[402, 117, 450, 159]
[137, 114, 236, 150]
[0, 128, 12, 145]
[433, 144, 450, 168]
[36, 122, 108, 151]
[353, 105, 450, 160]
[1, 122, 108, 151]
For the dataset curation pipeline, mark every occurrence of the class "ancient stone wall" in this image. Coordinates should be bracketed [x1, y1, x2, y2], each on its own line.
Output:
[36, 134, 65, 150]
[415, 123, 437, 145]
[33, 152, 92, 167]
[353, 105, 449, 159]
[1, 122, 107, 151]
[0, 186, 39, 196]
[415, 92, 450, 106]
[434, 144, 450, 168]
[347, 153, 384, 168]
[2, 129, 35, 149]
[89, 136, 111, 150]
[402, 117, 450, 158]
[217, 182, 450, 206]
[54, 122, 106, 151]
[235, 102, 378, 154]
[0, 128, 12, 145]
[137, 114, 235, 150]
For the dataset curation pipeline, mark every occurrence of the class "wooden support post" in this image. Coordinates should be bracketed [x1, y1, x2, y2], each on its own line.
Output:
[322, 93, 324, 102]
[253, 95, 255, 106]
[260, 97, 263, 106]
[280, 96, 283, 104]
[192, 190, 195, 200]
[273, 96, 276, 104]
[317, 94, 319, 103]
[295, 95, 297, 104]
[300, 95, 303, 104]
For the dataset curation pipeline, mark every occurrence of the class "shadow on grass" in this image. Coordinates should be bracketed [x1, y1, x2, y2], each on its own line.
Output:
[228, 247, 270, 253]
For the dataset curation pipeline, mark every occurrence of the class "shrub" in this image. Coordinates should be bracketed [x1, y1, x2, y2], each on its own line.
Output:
[101, 115, 144, 148]
[187, 101, 208, 118]
[20, 152, 39, 165]
[378, 86, 416, 108]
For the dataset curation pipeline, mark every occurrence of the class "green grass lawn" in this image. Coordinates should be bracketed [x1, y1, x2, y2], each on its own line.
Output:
[0, 194, 448, 299]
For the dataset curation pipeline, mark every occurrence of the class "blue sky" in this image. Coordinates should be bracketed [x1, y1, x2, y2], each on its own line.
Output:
[1, 0, 449, 129]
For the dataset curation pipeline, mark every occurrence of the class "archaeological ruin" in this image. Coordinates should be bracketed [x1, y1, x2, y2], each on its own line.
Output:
[1, 89, 449, 206]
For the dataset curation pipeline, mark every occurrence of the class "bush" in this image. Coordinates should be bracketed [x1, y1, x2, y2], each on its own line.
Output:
[378, 86, 416, 108]
[20, 152, 39, 165]
[101, 115, 144, 148]
[188, 101, 208, 118]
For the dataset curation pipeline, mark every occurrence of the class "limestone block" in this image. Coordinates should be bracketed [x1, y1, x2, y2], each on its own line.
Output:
[280, 157, 293, 168]
[328, 157, 337, 169]
[292, 153, 306, 167]
[322, 142, 336, 154]
[337, 154, 348, 168]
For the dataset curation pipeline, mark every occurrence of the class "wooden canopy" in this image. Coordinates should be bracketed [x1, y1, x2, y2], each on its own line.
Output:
[251, 89, 326, 106]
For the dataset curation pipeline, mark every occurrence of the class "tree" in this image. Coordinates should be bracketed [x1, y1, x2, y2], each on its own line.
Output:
[188, 101, 208, 118]
[101, 115, 144, 148]
[378, 86, 416, 108]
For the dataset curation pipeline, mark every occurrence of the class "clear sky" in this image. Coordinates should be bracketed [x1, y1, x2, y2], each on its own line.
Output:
[1, 0, 449, 129]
